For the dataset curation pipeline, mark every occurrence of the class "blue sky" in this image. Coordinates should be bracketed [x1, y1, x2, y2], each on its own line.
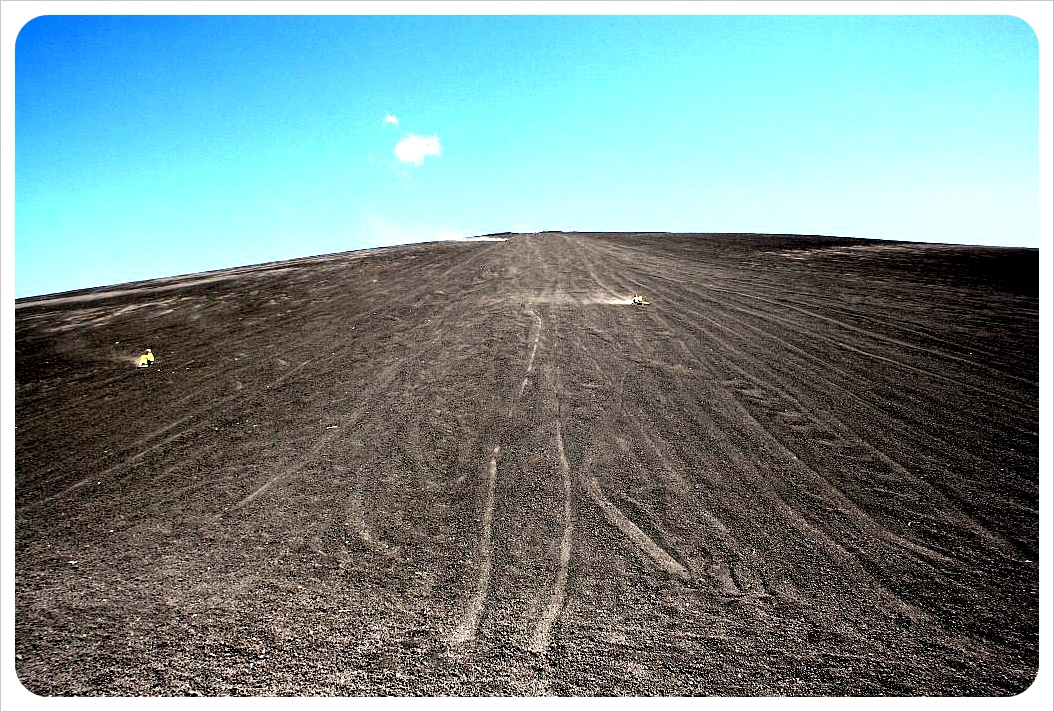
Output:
[11, 12, 1043, 298]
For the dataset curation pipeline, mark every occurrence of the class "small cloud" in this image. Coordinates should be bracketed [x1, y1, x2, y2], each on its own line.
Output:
[383, 114, 399, 126]
[395, 134, 442, 166]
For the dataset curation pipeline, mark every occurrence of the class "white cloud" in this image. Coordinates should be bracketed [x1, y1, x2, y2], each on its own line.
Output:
[395, 134, 442, 166]
[383, 114, 399, 126]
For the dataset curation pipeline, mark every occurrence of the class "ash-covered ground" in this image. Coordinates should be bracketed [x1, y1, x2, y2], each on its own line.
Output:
[14, 232, 1040, 697]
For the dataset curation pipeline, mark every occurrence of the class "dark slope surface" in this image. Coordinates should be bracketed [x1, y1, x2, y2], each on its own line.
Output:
[14, 233, 1039, 696]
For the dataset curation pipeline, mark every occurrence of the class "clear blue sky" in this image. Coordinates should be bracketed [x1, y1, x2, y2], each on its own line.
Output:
[13, 13, 1040, 298]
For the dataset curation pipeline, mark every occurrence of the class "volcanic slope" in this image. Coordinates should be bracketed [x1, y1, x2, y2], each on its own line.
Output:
[14, 232, 1039, 696]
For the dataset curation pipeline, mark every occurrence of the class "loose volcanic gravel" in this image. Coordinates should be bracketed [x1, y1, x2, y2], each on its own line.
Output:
[14, 232, 1039, 697]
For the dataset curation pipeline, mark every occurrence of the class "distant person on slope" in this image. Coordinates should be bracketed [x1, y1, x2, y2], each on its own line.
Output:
[136, 349, 154, 368]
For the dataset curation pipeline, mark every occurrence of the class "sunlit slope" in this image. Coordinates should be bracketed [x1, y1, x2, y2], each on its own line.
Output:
[15, 233, 1038, 696]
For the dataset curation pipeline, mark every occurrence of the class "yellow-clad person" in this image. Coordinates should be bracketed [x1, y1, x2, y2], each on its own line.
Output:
[136, 349, 154, 368]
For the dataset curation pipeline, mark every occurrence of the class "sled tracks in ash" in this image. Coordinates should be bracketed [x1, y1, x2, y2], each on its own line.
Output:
[451, 303, 689, 653]
[449, 307, 543, 646]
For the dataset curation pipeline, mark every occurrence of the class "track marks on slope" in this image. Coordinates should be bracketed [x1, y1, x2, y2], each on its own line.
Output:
[219, 360, 402, 516]
[584, 239, 1026, 562]
[30, 423, 196, 509]
[21, 240, 508, 509]
[451, 306, 542, 644]
[729, 394, 958, 570]
[566, 235, 1015, 607]
[661, 293, 1025, 562]
[449, 445, 502, 644]
[22, 359, 316, 511]
[531, 237, 692, 578]
[578, 455, 690, 581]
[220, 242, 511, 518]
[714, 270, 1038, 389]
[514, 309, 543, 403]
[529, 380, 577, 653]
[588, 236, 1033, 407]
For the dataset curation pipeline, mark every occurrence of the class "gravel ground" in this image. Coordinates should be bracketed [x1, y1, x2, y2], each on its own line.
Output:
[13, 232, 1041, 700]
